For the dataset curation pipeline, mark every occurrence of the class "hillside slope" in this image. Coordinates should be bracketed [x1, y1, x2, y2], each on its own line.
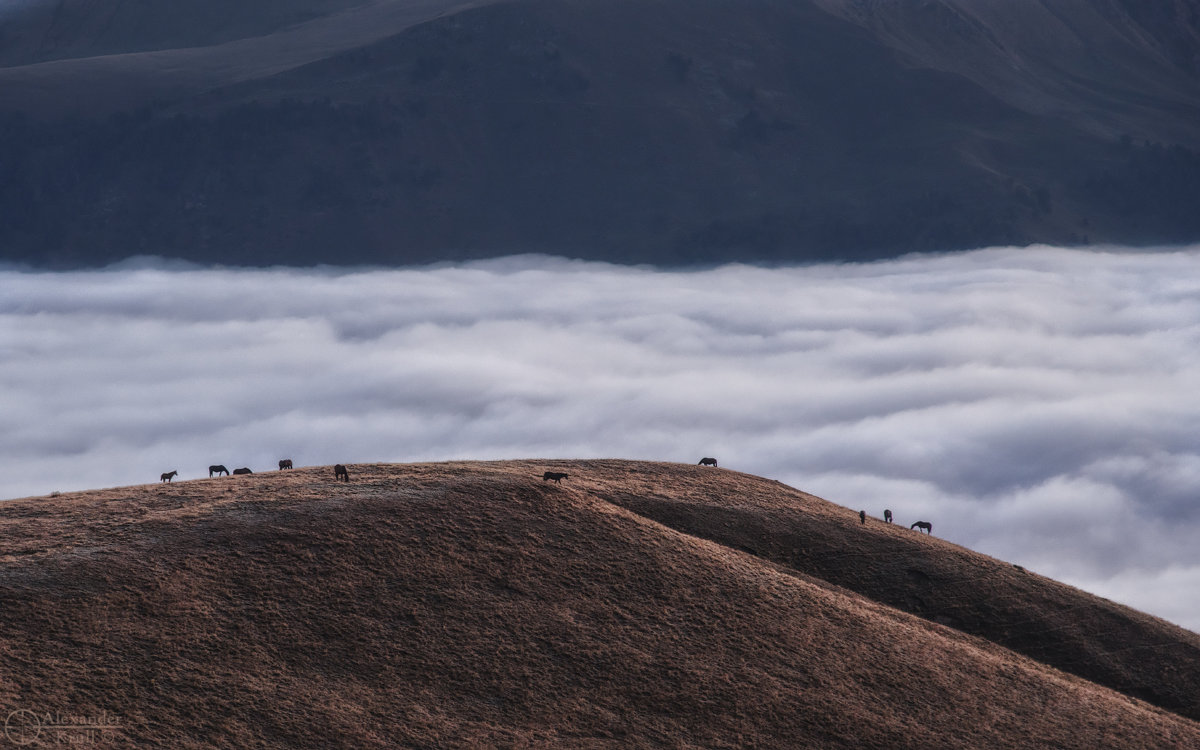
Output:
[1, 0, 1199, 267]
[1, 459, 1197, 747]
[813, 0, 1200, 146]
[591, 461, 1200, 721]
[0, 0, 493, 115]
[0, 0, 373, 66]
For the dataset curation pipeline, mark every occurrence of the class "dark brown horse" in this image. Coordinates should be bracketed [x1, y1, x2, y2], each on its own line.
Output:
[911, 521, 932, 534]
[209, 465, 229, 477]
[884, 509, 893, 523]
[542, 471, 568, 483]
[278, 459, 293, 470]
[232, 467, 253, 475]
[334, 464, 350, 482]
[160, 470, 177, 483]
[698, 457, 718, 467]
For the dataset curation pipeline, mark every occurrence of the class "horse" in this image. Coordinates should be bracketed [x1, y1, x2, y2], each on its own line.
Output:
[160, 471, 178, 483]
[698, 457, 718, 467]
[542, 471, 568, 483]
[278, 459, 293, 470]
[209, 465, 229, 477]
[334, 464, 350, 482]
[232, 467, 253, 475]
[884, 509, 893, 524]
[859, 510, 866, 524]
[911, 521, 932, 534]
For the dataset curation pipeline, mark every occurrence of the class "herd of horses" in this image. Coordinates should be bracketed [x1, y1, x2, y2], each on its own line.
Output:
[698, 457, 931, 534]
[158, 460, 349, 483]
[157, 455, 934, 534]
[698, 458, 933, 534]
[160, 459, 309, 483]
[863, 505, 931, 533]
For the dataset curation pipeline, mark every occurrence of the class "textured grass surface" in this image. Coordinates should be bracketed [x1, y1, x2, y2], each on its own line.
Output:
[1, 459, 1198, 747]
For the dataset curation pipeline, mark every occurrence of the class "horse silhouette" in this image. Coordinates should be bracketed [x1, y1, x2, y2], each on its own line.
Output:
[209, 465, 229, 477]
[859, 510, 866, 524]
[911, 521, 932, 534]
[542, 471, 568, 483]
[160, 471, 177, 483]
[884, 509, 893, 523]
[232, 467, 253, 475]
[278, 459, 293, 470]
[698, 457, 718, 467]
[334, 464, 350, 482]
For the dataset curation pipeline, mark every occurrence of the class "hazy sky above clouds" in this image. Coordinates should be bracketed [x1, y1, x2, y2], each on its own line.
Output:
[3, 245, 1199, 630]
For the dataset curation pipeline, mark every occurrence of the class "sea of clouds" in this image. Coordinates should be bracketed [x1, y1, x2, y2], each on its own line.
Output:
[3, 245, 1199, 631]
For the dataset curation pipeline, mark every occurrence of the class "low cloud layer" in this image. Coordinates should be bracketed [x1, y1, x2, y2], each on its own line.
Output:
[3, 246, 1200, 631]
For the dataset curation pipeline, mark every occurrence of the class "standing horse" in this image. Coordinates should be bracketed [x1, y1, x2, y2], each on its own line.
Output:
[160, 471, 178, 483]
[859, 510, 866, 524]
[698, 457, 718, 467]
[209, 465, 229, 477]
[911, 521, 932, 534]
[884, 509, 893, 523]
[278, 459, 293, 470]
[334, 464, 350, 482]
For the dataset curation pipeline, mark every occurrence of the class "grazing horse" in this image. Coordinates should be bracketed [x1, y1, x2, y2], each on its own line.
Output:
[278, 459, 293, 470]
[911, 521, 933, 534]
[209, 465, 229, 477]
[859, 510, 866, 524]
[160, 471, 178, 483]
[232, 467, 253, 475]
[542, 471, 568, 483]
[698, 457, 718, 467]
[884, 509, 893, 524]
[334, 464, 350, 482]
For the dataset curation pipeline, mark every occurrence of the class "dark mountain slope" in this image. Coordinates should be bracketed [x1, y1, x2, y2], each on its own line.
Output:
[1, 460, 1198, 747]
[0, 0, 491, 116]
[1, 0, 1198, 267]
[0, 0, 373, 66]
[813, 0, 1200, 147]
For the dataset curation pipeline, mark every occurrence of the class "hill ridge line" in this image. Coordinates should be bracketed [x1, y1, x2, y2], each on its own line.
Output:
[3, 457, 1200, 745]
[5, 457, 1200, 725]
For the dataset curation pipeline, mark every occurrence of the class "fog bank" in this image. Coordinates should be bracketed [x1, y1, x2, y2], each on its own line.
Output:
[3, 245, 1199, 630]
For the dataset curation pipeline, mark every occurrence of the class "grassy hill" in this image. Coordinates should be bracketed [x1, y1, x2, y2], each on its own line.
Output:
[1, 459, 1197, 747]
[593, 462, 1200, 721]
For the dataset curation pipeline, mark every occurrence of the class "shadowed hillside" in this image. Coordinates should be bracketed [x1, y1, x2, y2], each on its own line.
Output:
[591, 462, 1200, 721]
[1, 459, 1198, 747]
[1, 0, 1199, 267]
[814, 0, 1200, 147]
[0, 0, 373, 65]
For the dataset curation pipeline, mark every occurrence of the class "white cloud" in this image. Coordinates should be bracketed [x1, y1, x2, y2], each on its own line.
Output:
[3, 245, 1200, 630]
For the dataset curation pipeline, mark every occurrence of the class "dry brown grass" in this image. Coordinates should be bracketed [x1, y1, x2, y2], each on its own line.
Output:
[588, 460, 1200, 721]
[0, 459, 1197, 748]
